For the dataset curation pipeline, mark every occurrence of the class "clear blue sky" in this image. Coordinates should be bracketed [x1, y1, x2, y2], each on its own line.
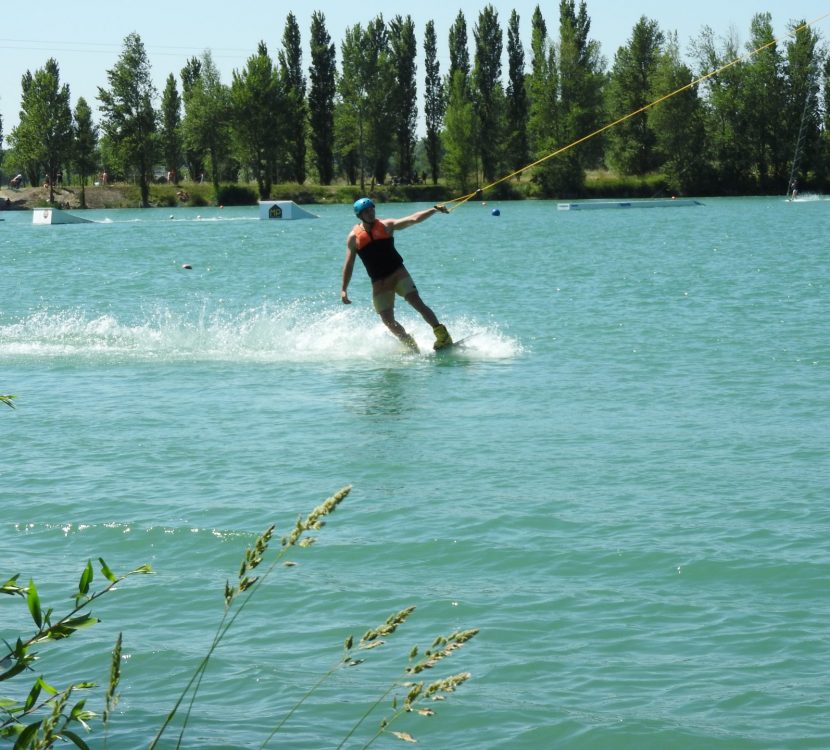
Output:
[1, 1, 828, 138]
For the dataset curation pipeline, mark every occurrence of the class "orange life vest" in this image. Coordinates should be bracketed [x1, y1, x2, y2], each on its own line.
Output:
[351, 221, 404, 281]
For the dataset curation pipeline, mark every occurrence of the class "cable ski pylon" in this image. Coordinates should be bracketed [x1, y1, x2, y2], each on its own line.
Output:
[443, 12, 830, 213]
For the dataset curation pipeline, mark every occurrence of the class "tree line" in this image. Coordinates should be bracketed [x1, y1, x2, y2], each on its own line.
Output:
[1, 3, 827, 206]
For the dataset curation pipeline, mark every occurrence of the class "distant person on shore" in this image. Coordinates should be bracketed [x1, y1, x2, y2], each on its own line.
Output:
[341, 197, 453, 352]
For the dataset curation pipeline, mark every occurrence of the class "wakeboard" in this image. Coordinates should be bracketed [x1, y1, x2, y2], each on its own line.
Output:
[434, 334, 476, 352]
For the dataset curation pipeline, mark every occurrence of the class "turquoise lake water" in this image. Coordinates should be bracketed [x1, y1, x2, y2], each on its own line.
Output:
[1, 197, 828, 749]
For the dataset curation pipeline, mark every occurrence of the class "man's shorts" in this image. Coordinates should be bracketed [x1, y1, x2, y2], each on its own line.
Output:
[372, 272, 417, 312]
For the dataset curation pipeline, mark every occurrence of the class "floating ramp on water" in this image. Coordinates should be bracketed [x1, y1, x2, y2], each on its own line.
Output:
[258, 200, 318, 220]
[557, 199, 703, 211]
[32, 207, 94, 225]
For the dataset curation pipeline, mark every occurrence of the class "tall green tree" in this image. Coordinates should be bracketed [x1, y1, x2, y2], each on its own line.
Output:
[337, 19, 394, 189]
[308, 11, 337, 185]
[443, 9, 474, 189]
[279, 12, 307, 183]
[605, 17, 665, 176]
[423, 19, 445, 184]
[337, 24, 369, 188]
[448, 11, 470, 81]
[364, 16, 395, 185]
[560, 2, 604, 159]
[505, 10, 529, 179]
[388, 15, 418, 181]
[231, 42, 283, 199]
[472, 4, 504, 182]
[693, 27, 753, 192]
[822, 53, 830, 188]
[442, 69, 476, 193]
[743, 13, 785, 191]
[98, 33, 157, 207]
[8, 58, 73, 203]
[649, 33, 709, 194]
[783, 19, 822, 190]
[159, 73, 183, 183]
[182, 51, 231, 194]
[527, 5, 559, 195]
[181, 57, 202, 98]
[72, 97, 98, 208]
[180, 56, 205, 182]
[552, 0, 605, 194]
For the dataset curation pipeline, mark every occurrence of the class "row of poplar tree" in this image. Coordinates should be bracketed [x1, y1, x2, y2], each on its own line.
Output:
[1, 3, 828, 205]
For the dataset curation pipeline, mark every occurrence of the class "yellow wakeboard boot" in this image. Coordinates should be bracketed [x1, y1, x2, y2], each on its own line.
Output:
[432, 323, 452, 350]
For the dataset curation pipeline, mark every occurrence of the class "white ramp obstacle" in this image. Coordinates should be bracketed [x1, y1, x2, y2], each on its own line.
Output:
[258, 200, 318, 220]
[32, 208, 94, 225]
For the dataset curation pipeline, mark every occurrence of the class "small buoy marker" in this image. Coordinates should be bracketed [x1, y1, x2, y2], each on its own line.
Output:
[491, 208, 501, 216]
[182, 263, 192, 270]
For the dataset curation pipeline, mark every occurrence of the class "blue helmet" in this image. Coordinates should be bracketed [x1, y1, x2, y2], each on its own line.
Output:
[353, 197, 375, 216]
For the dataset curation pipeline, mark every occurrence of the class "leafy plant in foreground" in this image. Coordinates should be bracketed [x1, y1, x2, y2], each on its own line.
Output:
[0, 467, 478, 746]
[1, 560, 152, 748]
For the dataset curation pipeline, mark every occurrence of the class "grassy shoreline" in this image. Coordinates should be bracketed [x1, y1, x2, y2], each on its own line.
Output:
[2, 182, 453, 211]
[0, 171, 709, 211]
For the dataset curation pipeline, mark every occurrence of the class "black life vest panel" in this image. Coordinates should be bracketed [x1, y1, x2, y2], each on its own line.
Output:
[352, 221, 404, 281]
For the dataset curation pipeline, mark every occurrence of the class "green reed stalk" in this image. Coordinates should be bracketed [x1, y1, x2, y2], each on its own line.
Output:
[150, 485, 352, 750]
[338, 627, 479, 749]
[260, 606, 418, 750]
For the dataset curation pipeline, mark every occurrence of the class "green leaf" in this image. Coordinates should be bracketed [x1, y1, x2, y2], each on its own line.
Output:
[98, 558, 116, 583]
[0, 725, 21, 741]
[69, 699, 87, 719]
[42, 615, 99, 641]
[22, 681, 41, 711]
[59, 729, 92, 750]
[26, 580, 42, 629]
[1, 574, 22, 595]
[78, 560, 94, 595]
[13, 721, 39, 750]
[0, 661, 29, 681]
[131, 564, 153, 575]
[61, 616, 99, 630]
[36, 676, 58, 696]
[41, 625, 74, 640]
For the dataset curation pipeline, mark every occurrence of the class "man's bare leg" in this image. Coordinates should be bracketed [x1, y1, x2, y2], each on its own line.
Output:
[379, 309, 419, 351]
[404, 291, 440, 327]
